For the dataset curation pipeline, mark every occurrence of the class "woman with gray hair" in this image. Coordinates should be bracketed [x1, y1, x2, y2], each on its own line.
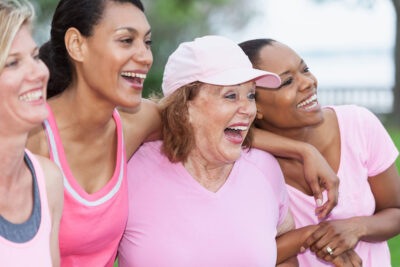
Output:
[119, 35, 297, 266]
[0, 1, 63, 266]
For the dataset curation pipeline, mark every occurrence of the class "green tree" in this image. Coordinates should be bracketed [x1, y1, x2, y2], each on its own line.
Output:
[314, 0, 400, 126]
[31, 0, 253, 97]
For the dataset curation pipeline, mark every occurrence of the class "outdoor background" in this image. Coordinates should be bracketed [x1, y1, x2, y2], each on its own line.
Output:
[31, 0, 400, 265]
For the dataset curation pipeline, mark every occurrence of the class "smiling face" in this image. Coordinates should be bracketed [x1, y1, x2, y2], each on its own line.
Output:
[0, 24, 49, 133]
[78, 1, 153, 108]
[254, 42, 323, 134]
[187, 81, 257, 165]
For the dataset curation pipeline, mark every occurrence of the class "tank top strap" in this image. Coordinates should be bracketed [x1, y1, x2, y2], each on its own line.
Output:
[24, 150, 51, 227]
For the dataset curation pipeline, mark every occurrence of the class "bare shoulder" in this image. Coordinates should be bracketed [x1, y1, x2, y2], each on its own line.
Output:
[119, 98, 161, 128]
[34, 155, 63, 214]
[27, 125, 50, 158]
[118, 99, 161, 158]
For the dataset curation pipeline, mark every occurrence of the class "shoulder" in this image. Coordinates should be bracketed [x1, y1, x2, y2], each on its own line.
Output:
[241, 148, 281, 172]
[240, 148, 286, 189]
[118, 99, 161, 157]
[326, 104, 376, 122]
[27, 124, 50, 158]
[128, 141, 165, 168]
[118, 99, 160, 128]
[34, 154, 63, 216]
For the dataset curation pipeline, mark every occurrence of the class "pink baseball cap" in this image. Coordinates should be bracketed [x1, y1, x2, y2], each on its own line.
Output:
[162, 35, 281, 96]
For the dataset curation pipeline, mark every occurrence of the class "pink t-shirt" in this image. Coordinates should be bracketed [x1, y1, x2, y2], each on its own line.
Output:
[0, 150, 52, 267]
[119, 141, 289, 267]
[43, 104, 128, 267]
[288, 105, 398, 267]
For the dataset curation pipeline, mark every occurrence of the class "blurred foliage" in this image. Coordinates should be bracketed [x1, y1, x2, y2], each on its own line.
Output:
[31, 0, 254, 97]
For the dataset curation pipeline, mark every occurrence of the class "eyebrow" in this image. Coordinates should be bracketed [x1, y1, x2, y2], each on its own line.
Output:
[115, 27, 152, 36]
[278, 59, 304, 76]
[7, 46, 39, 57]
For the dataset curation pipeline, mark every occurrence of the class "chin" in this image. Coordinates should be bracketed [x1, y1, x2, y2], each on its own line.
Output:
[120, 97, 142, 109]
[222, 147, 242, 163]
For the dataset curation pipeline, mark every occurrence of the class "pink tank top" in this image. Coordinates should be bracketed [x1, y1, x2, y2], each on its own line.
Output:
[0, 150, 52, 267]
[43, 104, 128, 267]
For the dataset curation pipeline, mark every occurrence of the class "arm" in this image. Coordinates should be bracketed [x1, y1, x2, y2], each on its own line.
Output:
[38, 156, 64, 267]
[303, 164, 400, 260]
[253, 128, 339, 218]
[276, 224, 317, 264]
[275, 210, 299, 266]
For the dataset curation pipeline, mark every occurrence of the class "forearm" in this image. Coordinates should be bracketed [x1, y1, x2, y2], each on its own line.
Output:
[276, 225, 317, 264]
[276, 256, 298, 267]
[252, 128, 312, 161]
[354, 208, 400, 242]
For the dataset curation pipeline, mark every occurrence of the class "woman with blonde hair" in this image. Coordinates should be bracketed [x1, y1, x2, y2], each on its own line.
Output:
[0, 1, 63, 266]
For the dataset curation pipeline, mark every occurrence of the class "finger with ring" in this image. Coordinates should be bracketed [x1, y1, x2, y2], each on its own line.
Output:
[326, 246, 333, 256]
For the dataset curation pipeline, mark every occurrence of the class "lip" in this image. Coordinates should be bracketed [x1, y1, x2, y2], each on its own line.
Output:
[227, 122, 249, 128]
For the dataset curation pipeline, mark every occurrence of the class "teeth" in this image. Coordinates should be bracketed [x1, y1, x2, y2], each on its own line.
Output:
[297, 94, 317, 108]
[19, 90, 42, 102]
[121, 72, 147, 79]
[228, 126, 248, 131]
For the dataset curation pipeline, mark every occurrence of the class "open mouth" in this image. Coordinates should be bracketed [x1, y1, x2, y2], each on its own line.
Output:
[121, 71, 147, 87]
[297, 93, 318, 110]
[224, 125, 248, 144]
[18, 89, 43, 102]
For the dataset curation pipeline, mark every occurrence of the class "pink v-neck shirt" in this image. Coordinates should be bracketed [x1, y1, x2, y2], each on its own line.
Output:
[43, 104, 128, 267]
[289, 105, 398, 267]
[119, 141, 289, 266]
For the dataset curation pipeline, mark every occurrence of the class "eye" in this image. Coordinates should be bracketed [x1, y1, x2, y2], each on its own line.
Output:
[280, 77, 293, 88]
[5, 59, 18, 68]
[33, 53, 40, 61]
[303, 66, 310, 73]
[224, 93, 237, 100]
[247, 92, 256, 100]
[145, 40, 152, 46]
[120, 38, 133, 44]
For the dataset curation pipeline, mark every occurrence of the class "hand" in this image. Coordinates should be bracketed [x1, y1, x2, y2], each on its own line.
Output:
[303, 219, 363, 260]
[330, 249, 362, 267]
[301, 144, 339, 219]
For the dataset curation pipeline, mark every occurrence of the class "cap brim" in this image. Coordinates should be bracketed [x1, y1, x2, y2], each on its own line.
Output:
[199, 68, 281, 88]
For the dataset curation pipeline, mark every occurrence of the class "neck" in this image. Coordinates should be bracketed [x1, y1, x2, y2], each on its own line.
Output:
[49, 84, 117, 140]
[184, 150, 234, 193]
[0, 133, 28, 189]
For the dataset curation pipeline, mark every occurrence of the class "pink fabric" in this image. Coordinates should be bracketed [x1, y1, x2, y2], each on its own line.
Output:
[0, 150, 52, 267]
[162, 35, 281, 96]
[43, 104, 128, 267]
[288, 105, 398, 267]
[119, 141, 289, 267]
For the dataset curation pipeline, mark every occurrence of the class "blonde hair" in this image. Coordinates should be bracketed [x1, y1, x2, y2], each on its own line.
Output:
[0, 0, 34, 72]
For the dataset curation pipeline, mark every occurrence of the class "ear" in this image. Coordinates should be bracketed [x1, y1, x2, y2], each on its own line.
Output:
[256, 110, 263, 120]
[64, 27, 86, 62]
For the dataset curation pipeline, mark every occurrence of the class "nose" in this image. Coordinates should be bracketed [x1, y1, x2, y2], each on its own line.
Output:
[27, 58, 49, 83]
[133, 42, 153, 69]
[298, 73, 314, 92]
[238, 97, 257, 118]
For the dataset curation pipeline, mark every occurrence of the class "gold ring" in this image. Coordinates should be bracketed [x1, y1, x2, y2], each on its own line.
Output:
[326, 246, 333, 255]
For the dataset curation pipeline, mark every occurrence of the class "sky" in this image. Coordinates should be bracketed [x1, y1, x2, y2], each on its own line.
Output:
[223, 0, 395, 90]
